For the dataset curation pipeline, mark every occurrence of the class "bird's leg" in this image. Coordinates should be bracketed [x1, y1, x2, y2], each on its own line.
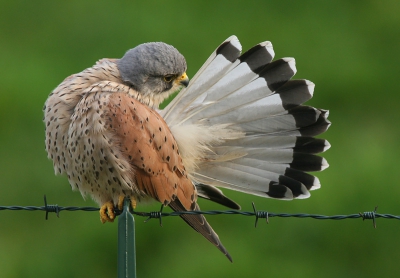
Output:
[100, 196, 138, 223]
[117, 195, 137, 211]
[100, 201, 116, 223]
[117, 195, 125, 211]
[131, 198, 137, 210]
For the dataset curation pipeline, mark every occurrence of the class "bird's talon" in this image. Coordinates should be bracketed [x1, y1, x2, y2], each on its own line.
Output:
[100, 201, 115, 223]
[117, 195, 125, 211]
[117, 195, 137, 211]
[131, 198, 137, 210]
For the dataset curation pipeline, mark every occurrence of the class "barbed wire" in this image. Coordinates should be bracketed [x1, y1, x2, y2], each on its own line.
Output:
[1, 195, 399, 228]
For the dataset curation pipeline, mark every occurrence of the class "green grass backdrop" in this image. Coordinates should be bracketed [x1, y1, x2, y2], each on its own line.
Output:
[1, 1, 400, 277]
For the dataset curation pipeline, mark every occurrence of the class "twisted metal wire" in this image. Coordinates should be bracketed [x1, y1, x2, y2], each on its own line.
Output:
[1, 196, 399, 228]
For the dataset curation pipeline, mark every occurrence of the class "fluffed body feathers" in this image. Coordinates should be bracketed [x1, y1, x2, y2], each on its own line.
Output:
[44, 36, 330, 262]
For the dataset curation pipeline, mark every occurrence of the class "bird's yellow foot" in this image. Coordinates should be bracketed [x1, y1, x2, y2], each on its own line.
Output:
[117, 195, 137, 211]
[100, 201, 116, 223]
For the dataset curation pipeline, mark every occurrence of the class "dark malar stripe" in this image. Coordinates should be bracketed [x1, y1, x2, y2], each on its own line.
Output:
[239, 43, 273, 73]
[259, 59, 295, 91]
[276, 80, 313, 109]
[216, 41, 241, 63]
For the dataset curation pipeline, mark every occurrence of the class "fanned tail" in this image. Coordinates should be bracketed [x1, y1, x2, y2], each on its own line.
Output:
[162, 35, 330, 203]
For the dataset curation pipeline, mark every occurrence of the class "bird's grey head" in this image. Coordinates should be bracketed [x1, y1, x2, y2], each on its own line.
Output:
[117, 42, 189, 98]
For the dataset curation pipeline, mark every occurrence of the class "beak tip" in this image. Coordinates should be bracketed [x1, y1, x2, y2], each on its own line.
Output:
[179, 72, 189, 87]
[180, 79, 189, 87]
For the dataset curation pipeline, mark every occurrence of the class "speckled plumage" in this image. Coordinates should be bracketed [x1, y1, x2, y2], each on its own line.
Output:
[44, 44, 232, 260]
[44, 37, 330, 262]
[45, 59, 135, 205]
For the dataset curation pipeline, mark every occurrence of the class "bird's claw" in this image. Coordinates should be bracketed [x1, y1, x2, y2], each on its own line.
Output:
[117, 195, 137, 211]
[100, 196, 137, 223]
[100, 201, 115, 223]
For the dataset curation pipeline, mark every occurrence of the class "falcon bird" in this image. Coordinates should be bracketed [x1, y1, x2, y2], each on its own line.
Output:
[44, 36, 330, 262]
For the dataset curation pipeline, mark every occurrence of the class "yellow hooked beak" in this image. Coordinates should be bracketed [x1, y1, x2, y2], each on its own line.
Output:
[176, 72, 189, 87]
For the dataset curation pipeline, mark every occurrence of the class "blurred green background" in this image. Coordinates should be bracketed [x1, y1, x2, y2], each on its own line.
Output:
[1, 0, 400, 277]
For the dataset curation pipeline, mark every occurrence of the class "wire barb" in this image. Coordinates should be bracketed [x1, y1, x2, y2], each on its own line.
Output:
[359, 206, 378, 228]
[43, 195, 60, 220]
[252, 202, 269, 227]
[144, 205, 164, 226]
[2, 197, 400, 228]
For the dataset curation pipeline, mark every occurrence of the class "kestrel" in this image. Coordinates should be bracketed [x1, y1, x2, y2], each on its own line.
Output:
[44, 36, 330, 262]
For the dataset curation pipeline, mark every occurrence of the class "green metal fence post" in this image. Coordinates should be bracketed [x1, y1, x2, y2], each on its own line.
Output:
[118, 198, 136, 278]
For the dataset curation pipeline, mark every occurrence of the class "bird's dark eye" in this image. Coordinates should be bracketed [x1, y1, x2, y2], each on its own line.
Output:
[164, 74, 175, 83]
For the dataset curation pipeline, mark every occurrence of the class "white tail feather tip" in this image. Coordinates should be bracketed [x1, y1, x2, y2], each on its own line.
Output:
[310, 176, 321, 190]
[305, 80, 315, 96]
[296, 191, 311, 199]
[323, 140, 331, 152]
[321, 158, 329, 170]
[261, 41, 275, 58]
[282, 57, 297, 75]
[227, 35, 242, 52]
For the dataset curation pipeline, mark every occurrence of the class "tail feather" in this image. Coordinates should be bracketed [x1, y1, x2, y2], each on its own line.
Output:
[196, 42, 274, 105]
[165, 39, 277, 126]
[164, 36, 242, 124]
[161, 36, 330, 260]
[260, 58, 297, 91]
[196, 183, 241, 210]
[192, 171, 295, 200]
[169, 199, 233, 262]
[183, 58, 296, 125]
[272, 109, 330, 137]
[162, 36, 330, 202]
[223, 136, 330, 154]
